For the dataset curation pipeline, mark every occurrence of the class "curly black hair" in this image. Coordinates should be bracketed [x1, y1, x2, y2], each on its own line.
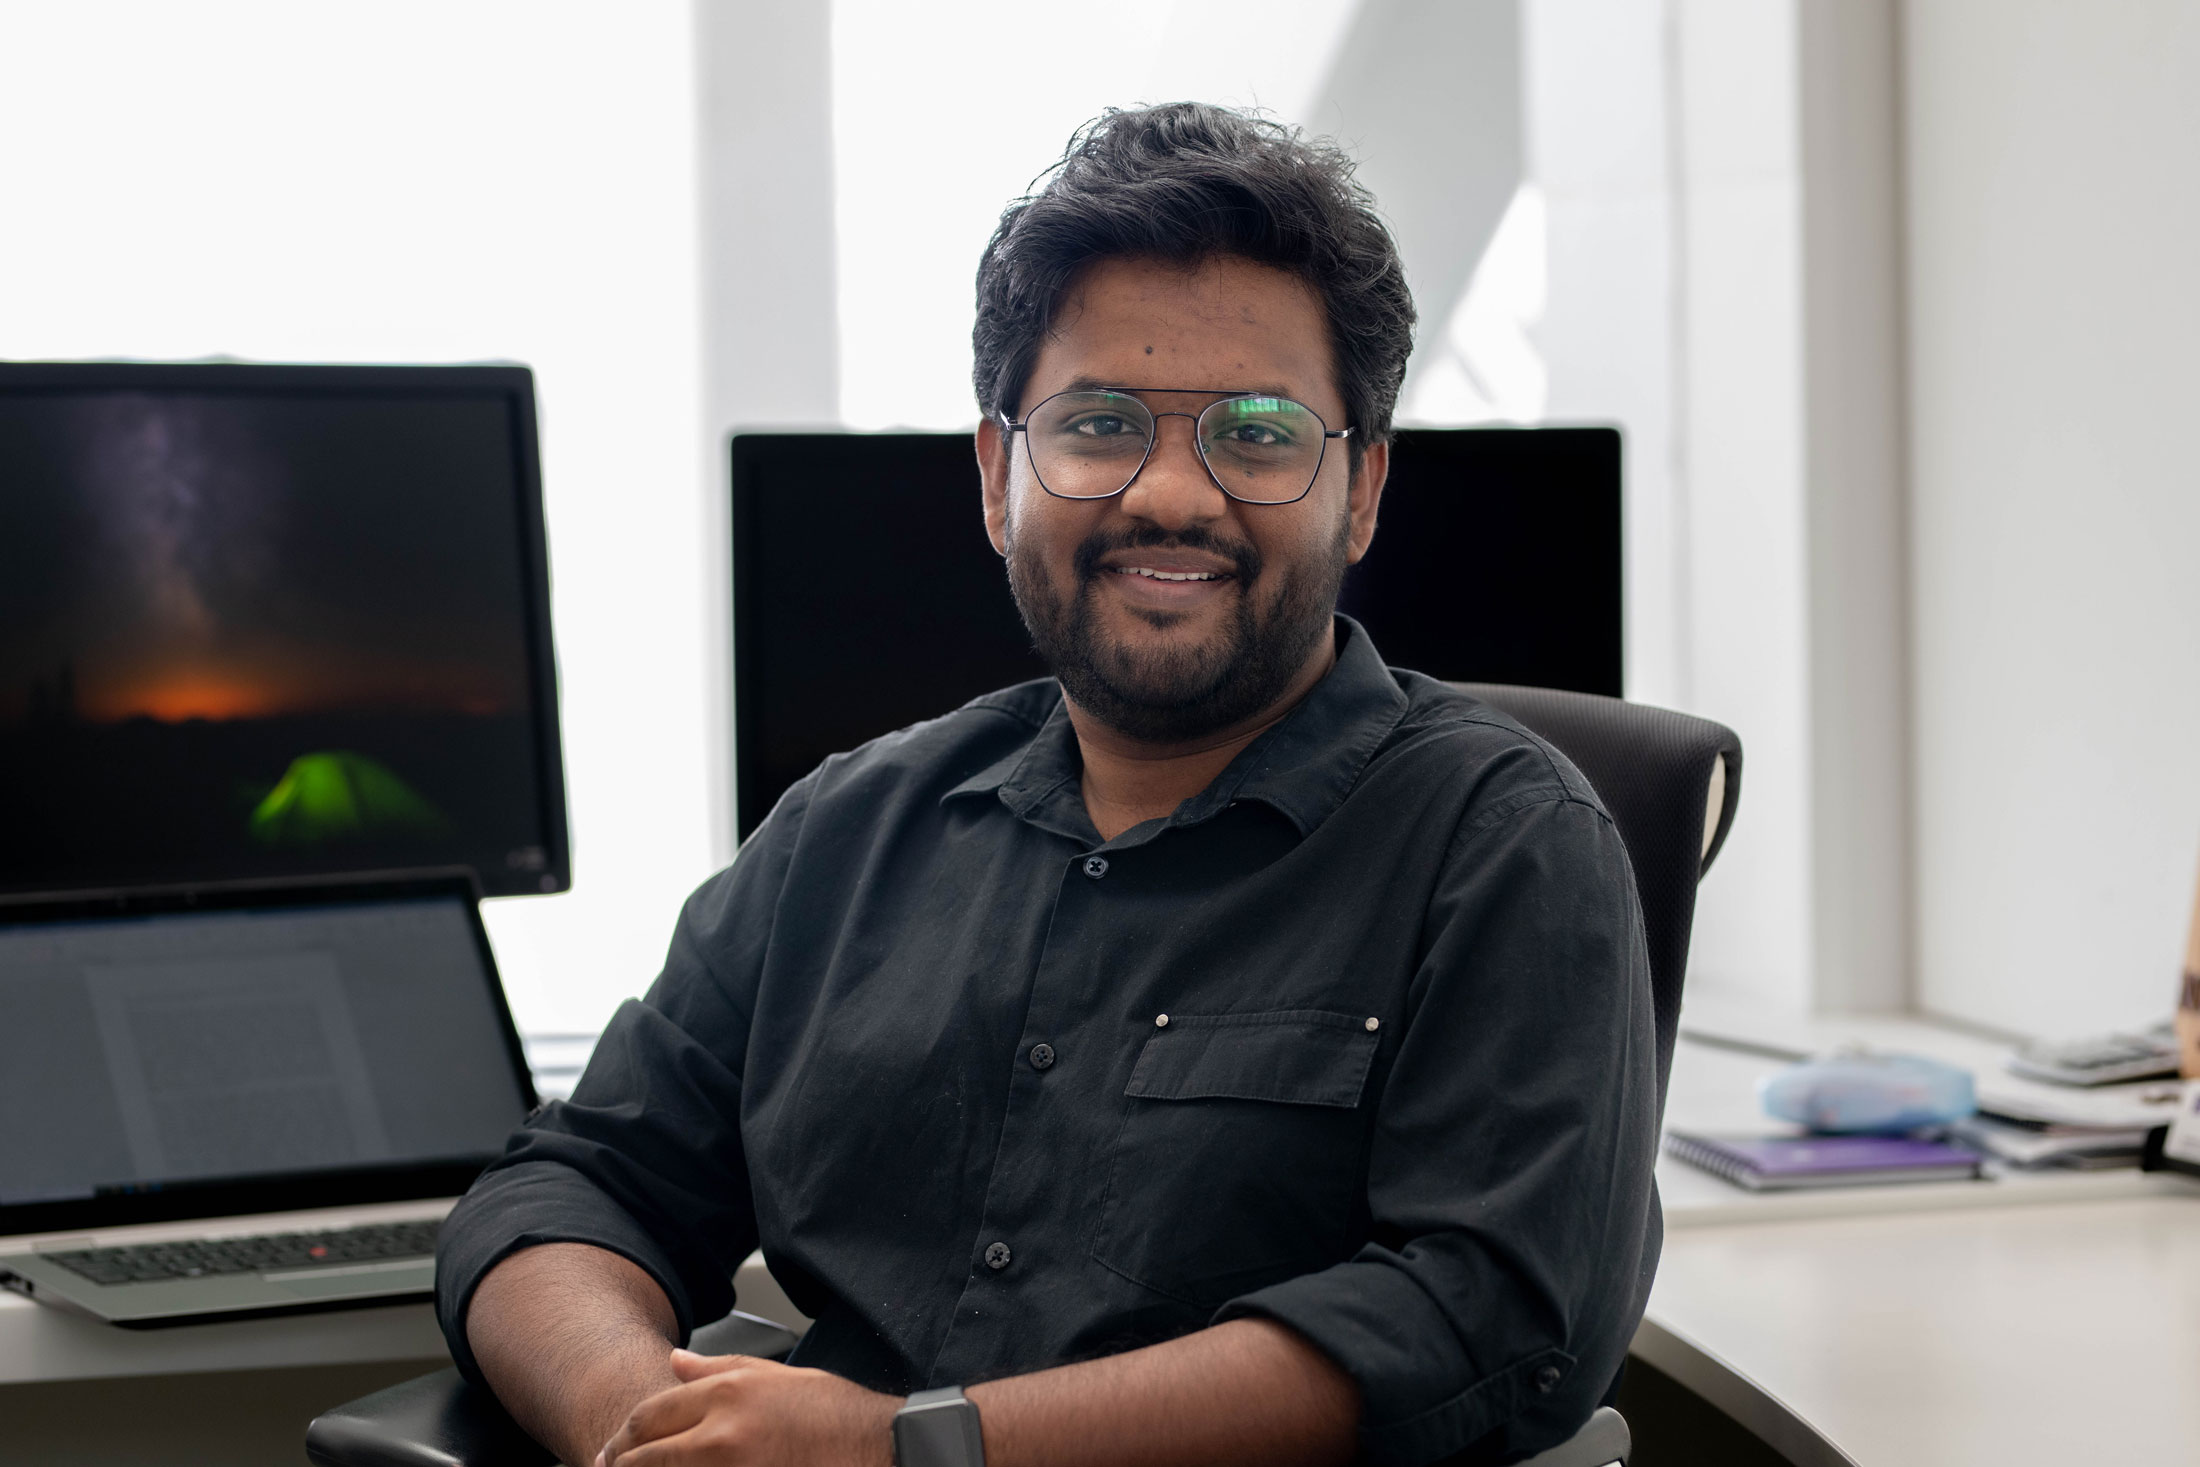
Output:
[972, 102, 1416, 459]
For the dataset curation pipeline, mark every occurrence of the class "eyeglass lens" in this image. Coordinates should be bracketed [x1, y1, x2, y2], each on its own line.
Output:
[1022, 390, 1329, 503]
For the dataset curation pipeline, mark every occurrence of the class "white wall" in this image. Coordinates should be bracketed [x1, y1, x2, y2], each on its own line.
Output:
[696, 0, 843, 866]
[1522, 0, 1683, 710]
[1799, 0, 1909, 1014]
[0, 2, 716, 1036]
[1621, 0, 1915, 1017]
[1667, 0, 1816, 1011]
[1904, 0, 2200, 1037]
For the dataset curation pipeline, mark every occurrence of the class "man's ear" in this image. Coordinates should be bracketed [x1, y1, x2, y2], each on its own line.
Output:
[977, 416, 1011, 558]
[1343, 438, 1388, 565]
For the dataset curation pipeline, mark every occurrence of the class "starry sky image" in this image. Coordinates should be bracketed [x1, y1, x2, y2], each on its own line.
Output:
[0, 390, 532, 727]
[0, 383, 556, 894]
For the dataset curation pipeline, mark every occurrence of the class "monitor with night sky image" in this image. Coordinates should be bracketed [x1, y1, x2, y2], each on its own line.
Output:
[0, 363, 569, 898]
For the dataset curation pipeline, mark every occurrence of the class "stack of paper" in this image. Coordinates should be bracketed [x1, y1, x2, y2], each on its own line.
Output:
[1961, 1075, 2184, 1169]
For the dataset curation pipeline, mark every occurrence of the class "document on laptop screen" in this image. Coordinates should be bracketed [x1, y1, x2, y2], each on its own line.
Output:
[0, 897, 527, 1207]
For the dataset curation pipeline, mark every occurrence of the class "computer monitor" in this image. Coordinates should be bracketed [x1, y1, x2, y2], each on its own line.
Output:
[730, 426, 1620, 838]
[0, 363, 570, 897]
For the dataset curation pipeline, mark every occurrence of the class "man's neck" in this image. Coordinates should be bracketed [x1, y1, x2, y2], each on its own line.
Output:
[1068, 631, 1338, 842]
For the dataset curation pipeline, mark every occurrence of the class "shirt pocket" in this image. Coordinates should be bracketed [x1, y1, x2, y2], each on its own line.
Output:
[1088, 1009, 1378, 1308]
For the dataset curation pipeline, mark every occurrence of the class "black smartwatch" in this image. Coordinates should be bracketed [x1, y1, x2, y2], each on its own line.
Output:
[892, 1385, 985, 1467]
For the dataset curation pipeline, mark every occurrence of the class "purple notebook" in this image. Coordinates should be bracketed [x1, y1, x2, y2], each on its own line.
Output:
[1665, 1130, 1985, 1191]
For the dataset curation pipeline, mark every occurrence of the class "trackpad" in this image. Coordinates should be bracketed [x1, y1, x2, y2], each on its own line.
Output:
[267, 1260, 436, 1298]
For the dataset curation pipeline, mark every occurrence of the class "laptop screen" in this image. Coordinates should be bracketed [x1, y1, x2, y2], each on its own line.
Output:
[0, 877, 533, 1235]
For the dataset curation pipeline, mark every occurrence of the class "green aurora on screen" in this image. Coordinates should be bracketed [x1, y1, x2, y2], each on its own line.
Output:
[248, 751, 451, 846]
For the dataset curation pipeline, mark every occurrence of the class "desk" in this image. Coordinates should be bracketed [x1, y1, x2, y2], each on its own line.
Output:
[1640, 1007, 2200, 1466]
[10, 1016, 2197, 1465]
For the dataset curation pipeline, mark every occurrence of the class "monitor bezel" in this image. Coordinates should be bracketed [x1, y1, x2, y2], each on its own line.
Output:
[0, 869, 538, 1238]
[0, 359, 572, 898]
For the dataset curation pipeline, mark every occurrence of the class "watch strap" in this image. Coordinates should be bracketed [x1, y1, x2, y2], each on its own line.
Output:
[893, 1385, 985, 1467]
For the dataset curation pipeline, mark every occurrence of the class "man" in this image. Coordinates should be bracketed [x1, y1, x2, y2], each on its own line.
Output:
[440, 103, 1658, 1467]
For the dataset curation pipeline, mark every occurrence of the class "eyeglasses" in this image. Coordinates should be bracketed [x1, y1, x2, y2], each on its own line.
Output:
[1002, 388, 1353, 506]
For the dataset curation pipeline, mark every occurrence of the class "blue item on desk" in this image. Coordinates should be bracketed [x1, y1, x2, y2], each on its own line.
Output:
[1759, 1053, 1976, 1133]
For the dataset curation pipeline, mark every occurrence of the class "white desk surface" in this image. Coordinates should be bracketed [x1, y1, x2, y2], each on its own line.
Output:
[1641, 999, 2200, 1466]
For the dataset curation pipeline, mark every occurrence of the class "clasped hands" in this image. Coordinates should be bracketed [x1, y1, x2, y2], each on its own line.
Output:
[595, 1349, 902, 1467]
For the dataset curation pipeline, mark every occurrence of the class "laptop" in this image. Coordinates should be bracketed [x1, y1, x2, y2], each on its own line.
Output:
[0, 871, 536, 1327]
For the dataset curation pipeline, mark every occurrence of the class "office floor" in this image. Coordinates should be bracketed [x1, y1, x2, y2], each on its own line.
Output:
[0, 1358, 427, 1466]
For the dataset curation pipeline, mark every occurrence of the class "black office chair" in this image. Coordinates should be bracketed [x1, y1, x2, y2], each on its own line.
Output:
[1460, 683, 1743, 1109]
[307, 687, 1740, 1467]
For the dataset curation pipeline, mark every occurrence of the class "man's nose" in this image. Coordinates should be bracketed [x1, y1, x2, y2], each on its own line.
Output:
[1118, 412, 1226, 530]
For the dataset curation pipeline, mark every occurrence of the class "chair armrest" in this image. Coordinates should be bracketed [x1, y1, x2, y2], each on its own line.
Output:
[305, 1310, 801, 1467]
[1514, 1406, 1631, 1467]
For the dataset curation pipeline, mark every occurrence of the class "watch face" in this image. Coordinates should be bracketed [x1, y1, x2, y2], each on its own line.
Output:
[893, 1394, 984, 1467]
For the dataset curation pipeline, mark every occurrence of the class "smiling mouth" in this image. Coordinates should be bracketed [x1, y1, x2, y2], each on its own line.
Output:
[1110, 566, 1229, 582]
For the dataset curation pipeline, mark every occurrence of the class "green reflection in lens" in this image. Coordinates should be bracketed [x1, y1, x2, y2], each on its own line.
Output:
[1204, 397, 1311, 447]
[1202, 396, 1320, 502]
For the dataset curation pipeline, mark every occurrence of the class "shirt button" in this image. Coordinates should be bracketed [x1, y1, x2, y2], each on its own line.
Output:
[1029, 1042, 1055, 1071]
[1534, 1363, 1564, 1394]
[1082, 855, 1109, 879]
[984, 1241, 1012, 1271]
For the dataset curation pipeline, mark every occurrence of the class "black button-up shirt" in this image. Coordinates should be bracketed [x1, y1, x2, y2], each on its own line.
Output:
[438, 618, 1660, 1466]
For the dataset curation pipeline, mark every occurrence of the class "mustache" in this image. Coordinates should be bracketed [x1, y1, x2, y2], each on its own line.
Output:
[1070, 524, 1263, 585]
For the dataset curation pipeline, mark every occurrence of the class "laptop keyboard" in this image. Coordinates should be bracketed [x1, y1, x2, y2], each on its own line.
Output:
[41, 1219, 441, 1286]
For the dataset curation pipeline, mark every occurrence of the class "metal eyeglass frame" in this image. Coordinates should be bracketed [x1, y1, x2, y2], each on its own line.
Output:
[1000, 386, 1355, 506]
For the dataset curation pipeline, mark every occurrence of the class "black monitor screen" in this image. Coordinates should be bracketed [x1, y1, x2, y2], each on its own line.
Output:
[0, 364, 569, 897]
[731, 427, 1620, 838]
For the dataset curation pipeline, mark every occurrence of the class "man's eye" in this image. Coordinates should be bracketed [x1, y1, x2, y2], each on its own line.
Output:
[1072, 415, 1137, 437]
[1220, 422, 1287, 446]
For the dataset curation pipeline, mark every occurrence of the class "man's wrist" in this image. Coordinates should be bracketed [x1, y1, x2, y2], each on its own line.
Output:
[893, 1385, 986, 1467]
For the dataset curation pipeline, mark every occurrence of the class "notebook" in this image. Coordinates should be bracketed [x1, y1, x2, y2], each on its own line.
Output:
[1665, 1130, 1984, 1191]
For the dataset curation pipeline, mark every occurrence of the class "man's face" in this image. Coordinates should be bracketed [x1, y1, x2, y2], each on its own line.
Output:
[977, 255, 1387, 744]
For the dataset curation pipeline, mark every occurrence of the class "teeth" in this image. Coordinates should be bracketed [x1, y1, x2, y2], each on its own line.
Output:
[1117, 567, 1221, 581]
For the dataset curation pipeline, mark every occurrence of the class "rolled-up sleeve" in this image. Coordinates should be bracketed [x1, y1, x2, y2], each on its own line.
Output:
[434, 782, 811, 1385]
[1216, 793, 1660, 1465]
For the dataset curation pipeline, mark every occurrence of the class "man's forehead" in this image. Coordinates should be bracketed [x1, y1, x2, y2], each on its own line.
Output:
[1035, 255, 1339, 406]
[1054, 254, 1320, 321]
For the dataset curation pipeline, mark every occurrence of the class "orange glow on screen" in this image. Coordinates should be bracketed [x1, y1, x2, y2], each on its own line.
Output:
[89, 678, 282, 723]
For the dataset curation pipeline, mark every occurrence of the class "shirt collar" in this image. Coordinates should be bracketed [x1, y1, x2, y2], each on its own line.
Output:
[1184, 614, 1409, 837]
[942, 615, 1408, 846]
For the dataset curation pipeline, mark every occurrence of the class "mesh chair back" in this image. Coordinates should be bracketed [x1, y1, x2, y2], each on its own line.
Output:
[1454, 684, 1742, 1101]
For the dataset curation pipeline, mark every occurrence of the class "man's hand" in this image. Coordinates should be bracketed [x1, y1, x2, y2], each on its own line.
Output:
[596, 1349, 899, 1467]
[470, 1243, 1353, 1467]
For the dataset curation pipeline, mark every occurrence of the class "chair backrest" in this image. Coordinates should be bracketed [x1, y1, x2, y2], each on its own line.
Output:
[1454, 683, 1742, 1103]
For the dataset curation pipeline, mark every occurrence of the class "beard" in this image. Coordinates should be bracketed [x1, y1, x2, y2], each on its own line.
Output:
[1005, 510, 1350, 744]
